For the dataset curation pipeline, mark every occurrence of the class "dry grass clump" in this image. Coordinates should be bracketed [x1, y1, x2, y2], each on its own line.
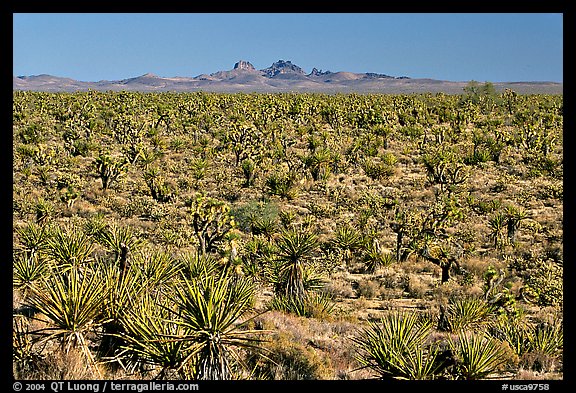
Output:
[15, 345, 105, 380]
[405, 272, 435, 299]
[249, 310, 363, 379]
[320, 273, 355, 299]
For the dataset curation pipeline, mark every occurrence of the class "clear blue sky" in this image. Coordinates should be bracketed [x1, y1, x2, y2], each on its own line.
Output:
[13, 13, 563, 83]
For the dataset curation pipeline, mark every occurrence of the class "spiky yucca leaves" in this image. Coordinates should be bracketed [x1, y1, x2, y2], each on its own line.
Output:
[488, 313, 532, 357]
[93, 224, 145, 264]
[178, 251, 219, 280]
[117, 293, 196, 379]
[13, 315, 42, 378]
[330, 225, 362, 265]
[13, 252, 49, 294]
[35, 198, 54, 226]
[352, 311, 442, 380]
[363, 244, 395, 274]
[249, 215, 278, 239]
[83, 213, 108, 238]
[504, 205, 529, 244]
[449, 332, 510, 380]
[269, 292, 335, 319]
[15, 222, 51, 258]
[174, 272, 263, 380]
[274, 229, 319, 301]
[241, 158, 256, 187]
[97, 259, 145, 364]
[25, 266, 108, 376]
[131, 247, 182, 292]
[528, 318, 563, 356]
[268, 259, 324, 298]
[240, 236, 277, 283]
[45, 226, 95, 271]
[265, 171, 299, 200]
[442, 296, 496, 332]
[488, 212, 507, 249]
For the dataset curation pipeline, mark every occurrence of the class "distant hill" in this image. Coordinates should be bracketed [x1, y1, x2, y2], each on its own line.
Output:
[13, 60, 563, 94]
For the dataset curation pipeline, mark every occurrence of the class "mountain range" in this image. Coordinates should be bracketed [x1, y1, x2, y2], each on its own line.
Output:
[13, 60, 563, 94]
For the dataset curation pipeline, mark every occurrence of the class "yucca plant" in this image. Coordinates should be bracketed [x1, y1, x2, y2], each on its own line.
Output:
[331, 225, 362, 265]
[441, 296, 496, 332]
[143, 167, 176, 203]
[488, 212, 507, 249]
[249, 215, 278, 239]
[352, 311, 442, 380]
[241, 158, 256, 187]
[178, 251, 219, 280]
[269, 260, 324, 297]
[303, 147, 332, 181]
[131, 247, 182, 291]
[93, 224, 145, 267]
[35, 198, 54, 226]
[528, 319, 563, 356]
[25, 266, 108, 376]
[448, 331, 510, 380]
[488, 313, 532, 357]
[98, 259, 144, 363]
[13, 315, 41, 378]
[240, 237, 277, 283]
[273, 228, 319, 301]
[13, 252, 49, 295]
[363, 243, 395, 274]
[269, 292, 335, 319]
[45, 226, 95, 271]
[116, 292, 196, 379]
[504, 205, 529, 244]
[278, 210, 297, 229]
[173, 272, 264, 380]
[15, 222, 51, 259]
[82, 213, 108, 238]
[265, 171, 299, 200]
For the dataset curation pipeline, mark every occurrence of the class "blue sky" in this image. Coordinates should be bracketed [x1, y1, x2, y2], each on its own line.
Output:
[13, 13, 563, 83]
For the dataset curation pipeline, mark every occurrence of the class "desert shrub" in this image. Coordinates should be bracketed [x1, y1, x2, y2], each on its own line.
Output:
[265, 170, 299, 200]
[361, 155, 396, 181]
[121, 195, 168, 221]
[510, 252, 563, 307]
[249, 332, 333, 380]
[231, 200, 279, 235]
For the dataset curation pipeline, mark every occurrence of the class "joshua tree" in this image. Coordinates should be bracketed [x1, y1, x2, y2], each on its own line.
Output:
[94, 153, 128, 191]
[187, 194, 236, 256]
[419, 236, 464, 284]
[504, 205, 529, 244]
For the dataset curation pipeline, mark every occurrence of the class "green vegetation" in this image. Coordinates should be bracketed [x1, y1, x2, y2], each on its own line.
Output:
[13, 90, 562, 380]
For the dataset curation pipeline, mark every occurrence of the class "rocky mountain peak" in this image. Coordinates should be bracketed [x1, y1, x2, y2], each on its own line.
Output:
[233, 60, 256, 71]
[309, 68, 332, 77]
[261, 60, 305, 78]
